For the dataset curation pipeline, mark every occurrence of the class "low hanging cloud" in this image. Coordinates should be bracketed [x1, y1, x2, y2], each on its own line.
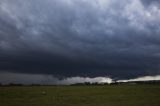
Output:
[0, 0, 160, 80]
[118, 75, 160, 82]
[0, 72, 112, 85]
[58, 77, 113, 85]
[0, 72, 159, 85]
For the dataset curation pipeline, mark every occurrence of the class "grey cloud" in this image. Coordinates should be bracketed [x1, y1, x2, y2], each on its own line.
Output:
[1, 72, 160, 85]
[0, 72, 112, 85]
[0, 0, 160, 80]
[141, 0, 160, 7]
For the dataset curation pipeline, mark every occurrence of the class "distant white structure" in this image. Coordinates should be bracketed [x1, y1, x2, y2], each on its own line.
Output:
[42, 91, 46, 95]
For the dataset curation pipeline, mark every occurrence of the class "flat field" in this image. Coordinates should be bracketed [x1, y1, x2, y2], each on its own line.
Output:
[0, 84, 160, 106]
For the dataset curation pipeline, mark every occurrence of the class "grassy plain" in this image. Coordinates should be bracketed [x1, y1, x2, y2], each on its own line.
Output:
[0, 84, 160, 106]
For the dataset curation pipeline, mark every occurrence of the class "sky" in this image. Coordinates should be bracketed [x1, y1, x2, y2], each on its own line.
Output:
[0, 0, 160, 84]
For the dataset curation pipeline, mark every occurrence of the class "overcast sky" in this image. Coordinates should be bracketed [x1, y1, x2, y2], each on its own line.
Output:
[0, 0, 160, 84]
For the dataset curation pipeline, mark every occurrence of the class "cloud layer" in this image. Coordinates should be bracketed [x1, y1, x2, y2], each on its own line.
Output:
[0, 72, 112, 85]
[0, 0, 160, 80]
[118, 75, 160, 82]
[0, 72, 159, 85]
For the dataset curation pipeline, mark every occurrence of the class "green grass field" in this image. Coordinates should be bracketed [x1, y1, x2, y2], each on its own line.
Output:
[0, 84, 160, 106]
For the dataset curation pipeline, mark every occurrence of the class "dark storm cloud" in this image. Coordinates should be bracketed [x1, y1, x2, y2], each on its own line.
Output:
[0, 0, 160, 79]
[141, 0, 160, 6]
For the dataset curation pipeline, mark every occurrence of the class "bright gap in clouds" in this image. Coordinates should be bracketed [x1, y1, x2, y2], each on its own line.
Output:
[117, 75, 160, 82]
[0, 72, 160, 85]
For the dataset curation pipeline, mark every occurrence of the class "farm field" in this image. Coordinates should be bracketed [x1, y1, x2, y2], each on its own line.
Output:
[0, 84, 160, 106]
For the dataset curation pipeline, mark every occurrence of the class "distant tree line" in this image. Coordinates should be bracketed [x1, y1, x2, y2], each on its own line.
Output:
[0, 80, 160, 87]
